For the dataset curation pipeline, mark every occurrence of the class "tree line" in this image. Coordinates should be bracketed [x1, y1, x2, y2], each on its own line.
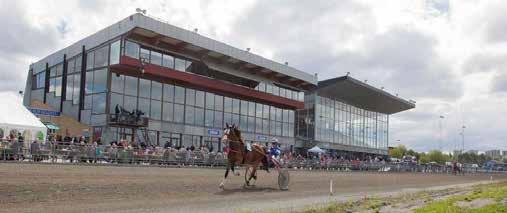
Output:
[388, 144, 505, 165]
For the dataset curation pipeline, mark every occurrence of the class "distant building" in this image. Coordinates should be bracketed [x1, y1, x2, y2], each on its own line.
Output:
[466, 150, 479, 155]
[485, 150, 503, 159]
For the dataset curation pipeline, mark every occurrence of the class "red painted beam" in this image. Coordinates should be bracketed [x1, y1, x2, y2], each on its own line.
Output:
[112, 56, 304, 109]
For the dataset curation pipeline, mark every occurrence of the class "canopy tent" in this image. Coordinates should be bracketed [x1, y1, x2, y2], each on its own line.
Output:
[0, 92, 47, 144]
[308, 146, 326, 153]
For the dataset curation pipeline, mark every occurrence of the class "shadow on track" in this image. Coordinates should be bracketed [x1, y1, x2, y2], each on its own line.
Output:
[215, 186, 280, 195]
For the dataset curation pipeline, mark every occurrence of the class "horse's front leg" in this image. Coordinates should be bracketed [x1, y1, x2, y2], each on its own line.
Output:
[219, 164, 230, 189]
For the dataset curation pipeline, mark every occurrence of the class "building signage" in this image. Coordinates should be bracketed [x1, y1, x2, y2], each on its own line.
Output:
[28, 107, 60, 116]
[207, 129, 221, 136]
[256, 135, 268, 141]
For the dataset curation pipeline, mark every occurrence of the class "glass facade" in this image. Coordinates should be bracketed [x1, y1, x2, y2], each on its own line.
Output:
[110, 73, 295, 138]
[307, 95, 389, 151]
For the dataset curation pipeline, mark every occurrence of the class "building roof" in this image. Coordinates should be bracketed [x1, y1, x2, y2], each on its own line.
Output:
[30, 13, 317, 87]
[316, 76, 415, 114]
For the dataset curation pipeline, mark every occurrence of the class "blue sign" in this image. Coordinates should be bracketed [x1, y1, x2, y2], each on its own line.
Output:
[28, 108, 60, 116]
[256, 135, 268, 141]
[208, 129, 221, 136]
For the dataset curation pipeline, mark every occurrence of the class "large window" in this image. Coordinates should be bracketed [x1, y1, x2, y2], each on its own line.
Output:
[48, 63, 63, 97]
[65, 55, 82, 105]
[110, 40, 121, 65]
[32, 71, 45, 90]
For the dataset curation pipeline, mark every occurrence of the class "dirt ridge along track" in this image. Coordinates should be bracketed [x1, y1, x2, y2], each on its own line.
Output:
[1, 163, 506, 213]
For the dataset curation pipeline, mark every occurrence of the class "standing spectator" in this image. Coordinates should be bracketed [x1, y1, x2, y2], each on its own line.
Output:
[30, 140, 40, 162]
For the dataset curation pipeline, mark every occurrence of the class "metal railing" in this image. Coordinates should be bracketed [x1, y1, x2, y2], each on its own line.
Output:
[1, 141, 505, 174]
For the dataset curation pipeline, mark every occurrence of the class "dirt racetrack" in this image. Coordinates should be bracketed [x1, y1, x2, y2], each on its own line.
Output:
[1, 163, 506, 213]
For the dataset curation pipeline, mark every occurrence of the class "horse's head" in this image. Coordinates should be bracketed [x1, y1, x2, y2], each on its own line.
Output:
[221, 123, 241, 144]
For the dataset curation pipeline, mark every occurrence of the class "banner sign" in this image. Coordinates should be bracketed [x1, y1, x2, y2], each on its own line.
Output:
[256, 135, 268, 141]
[208, 129, 221, 136]
[28, 107, 60, 116]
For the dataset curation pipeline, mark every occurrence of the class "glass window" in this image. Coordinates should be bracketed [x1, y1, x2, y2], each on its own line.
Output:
[263, 105, 270, 119]
[67, 59, 75, 74]
[66, 75, 74, 100]
[174, 86, 185, 104]
[248, 102, 255, 116]
[151, 81, 162, 100]
[214, 111, 223, 128]
[55, 77, 62, 96]
[162, 54, 174, 69]
[138, 98, 150, 115]
[195, 108, 204, 126]
[175, 58, 186, 71]
[240, 115, 248, 130]
[49, 67, 56, 77]
[270, 120, 276, 135]
[123, 95, 137, 112]
[255, 118, 262, 133]
[92, 69, 107, 93]
[125, 40, 139, 59]
[224, 97, 232, 113]
[205, 109, 214, 127]
[84, 95, 92, 110]
[162, 102, 174, 121]
[150, 100, 161, 120]
[55, 64, 63, 76]
[111, 73, 124, 94]
[94, 46, 109, 68]
[174, 104, 184, 123]
[255, 103, 263, 118]
[185, 60, 193, 72]
[85, 71, 94, 94]
[276, 122, 282, 136]
[195, 91, 205, 108]
[75, 56, 82, 72]
[276, 108, 282, 121]
[110, 40, 121, 65]
[232, 114, 240, 128]
[124, 76, 138, 96]
[139, 79, 151, 98]
[92, 93, 106, 114]
[224, 113, 232, 126]
[72, 75, 80, 105]
[283, 109, 289, 122]
[150, 51, 162, 66]
[110, 93, 123, 113]
[263, 119, 269, 134]
[272, 86, 279, 96]
[247, 116, 255, 132]
[214, 95, 223, 111]
[185, 106, 195, 125]
[163, 84, 174, 102]
[140, 48, 150, 62]
[280, 88, 286, 98]
[232, 99, 240, 114]
[288, 110, 295, 123]
[205, 93, 214, 109]
[185, 88, 195, 106]
[240, 100, 248, 115]
[266, 84, 272, 94]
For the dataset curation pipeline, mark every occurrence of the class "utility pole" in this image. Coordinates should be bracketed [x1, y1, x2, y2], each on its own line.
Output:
[461, 125, 466, 153]
[439, 115, 444, 151]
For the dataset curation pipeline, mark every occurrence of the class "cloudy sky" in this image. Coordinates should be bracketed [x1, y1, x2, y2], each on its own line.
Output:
[1, 0, 506, 152]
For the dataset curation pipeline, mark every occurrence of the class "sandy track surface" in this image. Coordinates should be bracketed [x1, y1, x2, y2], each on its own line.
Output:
[1, 163, 505, 212]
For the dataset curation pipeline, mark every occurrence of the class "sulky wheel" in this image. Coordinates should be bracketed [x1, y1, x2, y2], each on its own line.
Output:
[278, 168, 290, 191]
[244, 166, 257, 187]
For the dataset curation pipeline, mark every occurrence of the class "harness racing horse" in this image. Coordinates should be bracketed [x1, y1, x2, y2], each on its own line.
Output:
[219, 123, 269, 189]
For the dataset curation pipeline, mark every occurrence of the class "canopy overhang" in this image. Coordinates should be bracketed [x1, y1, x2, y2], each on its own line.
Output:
[316, 76, 415, 114]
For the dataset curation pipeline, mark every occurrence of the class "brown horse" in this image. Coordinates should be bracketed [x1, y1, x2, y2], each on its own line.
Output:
[219, 123, 269, 189]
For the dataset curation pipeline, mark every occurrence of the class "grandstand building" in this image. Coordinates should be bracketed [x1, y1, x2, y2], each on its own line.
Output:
[22, 13, 414, 156]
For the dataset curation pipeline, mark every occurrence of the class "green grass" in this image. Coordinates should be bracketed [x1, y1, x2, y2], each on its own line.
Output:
[414, 182, 507, 213]
[298, 182, 507, 213]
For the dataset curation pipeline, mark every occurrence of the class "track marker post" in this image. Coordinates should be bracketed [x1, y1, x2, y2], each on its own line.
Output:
[329, 179, 333, 196]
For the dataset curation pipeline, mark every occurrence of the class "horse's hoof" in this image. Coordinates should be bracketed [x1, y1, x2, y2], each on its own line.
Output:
[219, 183, 224, 189]
[235, 172, 241, 176]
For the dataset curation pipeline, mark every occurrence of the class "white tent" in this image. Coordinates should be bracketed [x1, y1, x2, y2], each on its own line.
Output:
[0, 92, 47, 144]
[308, 146, 326, 153]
